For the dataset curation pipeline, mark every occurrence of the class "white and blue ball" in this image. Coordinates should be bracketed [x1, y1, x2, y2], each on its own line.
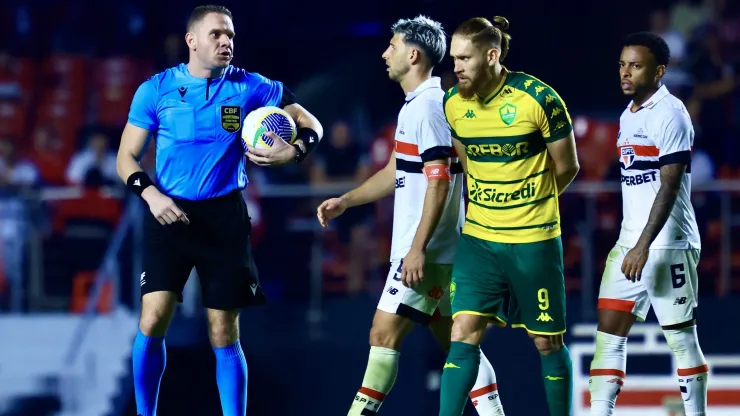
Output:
[241, 106, 297, 150]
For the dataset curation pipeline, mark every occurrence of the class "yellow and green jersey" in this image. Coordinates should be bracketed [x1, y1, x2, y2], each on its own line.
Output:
[444, 69, 573, 244]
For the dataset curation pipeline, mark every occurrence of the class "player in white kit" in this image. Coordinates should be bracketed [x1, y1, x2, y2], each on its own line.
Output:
[589, 32, 709, 416]
[316, 16, 505, 416]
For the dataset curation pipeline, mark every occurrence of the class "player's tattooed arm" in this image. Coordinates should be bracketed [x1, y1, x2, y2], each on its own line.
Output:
[622, 162, 684, 280]
[635, 163, 685, 249]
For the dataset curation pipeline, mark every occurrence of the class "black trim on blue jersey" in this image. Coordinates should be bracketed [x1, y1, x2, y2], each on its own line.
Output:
[397, 159, 463, 174]
[280, 85, 296, 108]
[659, 150, 691, 167]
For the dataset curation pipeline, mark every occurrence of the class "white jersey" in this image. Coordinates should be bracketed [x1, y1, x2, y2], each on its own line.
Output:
[616, 85, 701, 250]
[391, 77, 464, 264]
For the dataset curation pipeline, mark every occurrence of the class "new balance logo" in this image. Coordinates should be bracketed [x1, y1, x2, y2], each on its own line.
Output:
[673, 297, 687, 305]
[443, 362, 460, 369]
[536, 312, 553, 322]
[463, 109, 476, 119]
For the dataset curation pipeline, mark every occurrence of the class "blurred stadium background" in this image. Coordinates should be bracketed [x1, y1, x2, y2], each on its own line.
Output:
[0, 0, 739, 415]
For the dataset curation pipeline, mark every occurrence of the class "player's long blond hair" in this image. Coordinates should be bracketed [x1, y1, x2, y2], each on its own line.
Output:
[453, 16, 512, 63]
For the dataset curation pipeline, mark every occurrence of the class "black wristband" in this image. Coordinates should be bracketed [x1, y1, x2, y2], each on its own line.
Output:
[126, 171, 154, 197]
[295, 127, 320, 157]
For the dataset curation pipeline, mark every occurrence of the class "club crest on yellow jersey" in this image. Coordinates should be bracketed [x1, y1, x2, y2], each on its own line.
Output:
[499, 103, 517, 125]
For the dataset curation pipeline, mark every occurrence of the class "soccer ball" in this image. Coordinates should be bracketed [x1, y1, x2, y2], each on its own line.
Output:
[241, 106, 297, 150]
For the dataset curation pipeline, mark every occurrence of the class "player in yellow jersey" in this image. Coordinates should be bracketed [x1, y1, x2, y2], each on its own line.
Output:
[438, 16, 580, 416]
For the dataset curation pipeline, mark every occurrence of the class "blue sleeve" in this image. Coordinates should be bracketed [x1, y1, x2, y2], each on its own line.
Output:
[127, 78, 159, 130]
[247, 73, 284, 109]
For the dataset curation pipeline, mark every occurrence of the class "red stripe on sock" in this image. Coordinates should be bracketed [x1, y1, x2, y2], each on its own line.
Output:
[358, 387, 386, 401]
[470, 383, 498, 398]
[590, 369, 626, 378]
[677, 364, 709, 376]
[583, 389, 740, 406]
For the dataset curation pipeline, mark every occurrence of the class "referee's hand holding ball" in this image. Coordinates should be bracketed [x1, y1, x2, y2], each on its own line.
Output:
[142, 186, 190, 226]
[245, 132, 298, 166]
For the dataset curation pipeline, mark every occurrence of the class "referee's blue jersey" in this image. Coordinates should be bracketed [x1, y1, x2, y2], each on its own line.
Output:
[128, 63, 283, 200]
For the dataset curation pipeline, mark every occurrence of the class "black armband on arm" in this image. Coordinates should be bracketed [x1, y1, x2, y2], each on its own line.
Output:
[292, 127, 320, 163]
[126, 171, 154, 198]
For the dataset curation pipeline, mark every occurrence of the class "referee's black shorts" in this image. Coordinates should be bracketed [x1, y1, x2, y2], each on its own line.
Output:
[141, 190, 266, 310]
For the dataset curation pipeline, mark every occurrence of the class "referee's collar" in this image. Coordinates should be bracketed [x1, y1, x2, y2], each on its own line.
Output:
[405, 77, 442, 102]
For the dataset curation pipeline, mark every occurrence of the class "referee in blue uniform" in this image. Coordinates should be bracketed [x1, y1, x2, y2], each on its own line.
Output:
[115, 5, 323, 416]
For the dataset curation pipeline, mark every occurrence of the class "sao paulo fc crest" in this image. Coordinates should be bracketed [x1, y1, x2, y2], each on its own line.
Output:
[621, 146, 635, 168]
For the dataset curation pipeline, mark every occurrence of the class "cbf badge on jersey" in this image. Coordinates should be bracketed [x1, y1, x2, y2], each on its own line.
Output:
[221, 106, 242, 133]
[621, 146, 635, 168]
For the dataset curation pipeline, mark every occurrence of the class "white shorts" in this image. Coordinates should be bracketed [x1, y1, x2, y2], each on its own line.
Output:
[377, 260, 452, 324]
[597, 244, 701, 326]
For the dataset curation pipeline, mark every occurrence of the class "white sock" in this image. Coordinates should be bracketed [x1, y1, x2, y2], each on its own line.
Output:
[664, 326, 708, 416]
[469, 351, 505, 415]
[348, 346, 400, 415]
[589, 331, 627, 416]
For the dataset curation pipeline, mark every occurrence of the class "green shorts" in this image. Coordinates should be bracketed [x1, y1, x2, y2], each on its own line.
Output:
[450, 234, 566, 335]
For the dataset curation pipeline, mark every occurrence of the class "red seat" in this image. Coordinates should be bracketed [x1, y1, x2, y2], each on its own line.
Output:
[93, 57, 143, 126]
[0, 101, 29, 142]
[15, 57, 38, 98]
[51, 189, 123, 233]
[42, 55, 87, 92]
[70, 270, 113, 313]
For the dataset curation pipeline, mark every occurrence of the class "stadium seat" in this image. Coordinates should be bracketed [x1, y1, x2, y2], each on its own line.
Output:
[37, 55, 88, 151]
[0, 101, 27, 141]
[69, 270, 113, 313]
[42, 55, 87, 92]
[51, 189, 123, 233]
[14, 57, 38, 99]
[93, 57, 141, 126]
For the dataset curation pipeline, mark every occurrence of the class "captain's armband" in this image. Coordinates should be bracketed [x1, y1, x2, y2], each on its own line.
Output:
[423, 163, 452, 181]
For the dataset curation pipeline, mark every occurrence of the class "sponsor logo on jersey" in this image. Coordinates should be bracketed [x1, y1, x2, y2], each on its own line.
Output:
[621, 171, 658, 186]
[469, 181, 536, 204]
[466, 141, 529, 157]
